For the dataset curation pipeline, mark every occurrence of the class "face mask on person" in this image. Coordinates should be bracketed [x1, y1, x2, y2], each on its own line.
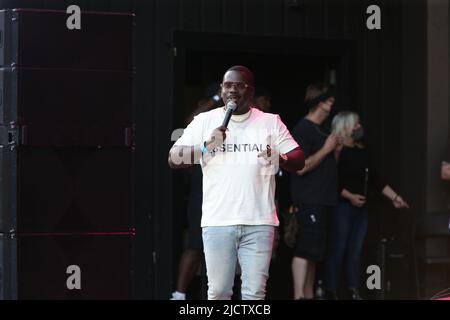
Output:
[351, 127, 364, 141]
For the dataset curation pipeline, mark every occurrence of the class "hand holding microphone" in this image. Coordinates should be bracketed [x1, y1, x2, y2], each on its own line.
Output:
[204, 101, 237, 152]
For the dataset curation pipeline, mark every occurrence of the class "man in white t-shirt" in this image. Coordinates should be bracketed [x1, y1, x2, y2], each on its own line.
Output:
[168, 66, 304, 300]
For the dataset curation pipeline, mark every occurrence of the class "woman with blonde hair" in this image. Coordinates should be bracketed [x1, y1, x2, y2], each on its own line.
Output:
[324, 111, 409, 299]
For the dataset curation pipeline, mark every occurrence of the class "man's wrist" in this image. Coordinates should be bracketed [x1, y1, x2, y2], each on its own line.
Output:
[279, 153, 288, 166]
[200, 141, 209, 154]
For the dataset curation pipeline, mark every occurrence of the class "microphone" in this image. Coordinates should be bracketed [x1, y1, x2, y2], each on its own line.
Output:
[222, 101, 237, 128]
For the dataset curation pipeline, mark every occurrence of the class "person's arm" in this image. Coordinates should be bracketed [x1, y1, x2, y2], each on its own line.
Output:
[168, 145, 202, 169]
[441, 161, 450, 181]
[381, 185, 409, 209]
[334, 143, 343, 161]
[341, 188, 366, 207]
[269, 115, 305, 173]
[168, 126, 227, 169]
[297, 134, 337, 176]
[279, 147, 305, 173]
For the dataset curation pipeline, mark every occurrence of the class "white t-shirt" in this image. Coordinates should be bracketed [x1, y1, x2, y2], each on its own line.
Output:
[174, 106, 299, 227]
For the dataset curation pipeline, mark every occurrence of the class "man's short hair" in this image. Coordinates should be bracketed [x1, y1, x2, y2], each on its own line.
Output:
[304, 82, 334, 111]
[226, 65, 255, 87]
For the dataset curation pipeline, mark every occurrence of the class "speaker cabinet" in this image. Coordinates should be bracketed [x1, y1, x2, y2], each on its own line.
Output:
[0, 9, 135, 299]
[0, 9, 133, 70]
[1, 233, 134, 299]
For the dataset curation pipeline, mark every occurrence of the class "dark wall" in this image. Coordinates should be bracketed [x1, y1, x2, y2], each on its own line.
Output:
[0, 0, 429, 299]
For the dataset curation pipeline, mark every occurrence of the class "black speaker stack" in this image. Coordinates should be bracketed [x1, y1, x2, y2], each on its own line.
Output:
[0, 8, 135, 299]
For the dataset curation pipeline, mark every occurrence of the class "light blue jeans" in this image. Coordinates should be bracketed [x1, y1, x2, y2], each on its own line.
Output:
[202, 225, 275, 300]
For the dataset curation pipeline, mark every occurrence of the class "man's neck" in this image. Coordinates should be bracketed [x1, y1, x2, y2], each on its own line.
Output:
[305, 112, 324, 125]
[233, 104, 251, 115]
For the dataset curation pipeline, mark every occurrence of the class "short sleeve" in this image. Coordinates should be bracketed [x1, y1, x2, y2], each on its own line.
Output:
[173, 113, 204, 147]
[274, 115, 299, 154]
[292, 122, 312, 157]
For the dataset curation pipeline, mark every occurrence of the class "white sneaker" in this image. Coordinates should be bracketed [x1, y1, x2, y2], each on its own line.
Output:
[170, 291, 186, 300]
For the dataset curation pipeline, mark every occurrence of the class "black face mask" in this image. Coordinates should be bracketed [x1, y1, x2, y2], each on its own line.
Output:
[351, 127, 364, 141]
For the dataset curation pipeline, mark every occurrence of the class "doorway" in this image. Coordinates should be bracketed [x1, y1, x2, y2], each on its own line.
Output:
[171, 31, 356, 299]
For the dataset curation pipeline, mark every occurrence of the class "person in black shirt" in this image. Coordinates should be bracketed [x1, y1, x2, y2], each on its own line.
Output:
[290, 83, 338, 299]
[324, 111, 409, 300]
